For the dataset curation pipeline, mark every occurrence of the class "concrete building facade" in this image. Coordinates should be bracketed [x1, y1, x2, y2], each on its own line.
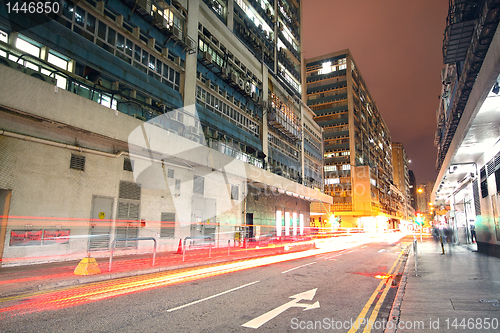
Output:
[0, 0, 331, 266]
[432, 0, 500, 257]
[304, 49, 399, 229]
[391, 142, 412, 220]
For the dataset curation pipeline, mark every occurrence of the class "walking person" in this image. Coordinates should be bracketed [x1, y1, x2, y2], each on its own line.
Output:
[470, 224, 477, 243]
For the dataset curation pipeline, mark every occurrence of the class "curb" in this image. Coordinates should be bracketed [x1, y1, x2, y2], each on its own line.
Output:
[1, 245, 313, 298]
[385, 245, 411, 333]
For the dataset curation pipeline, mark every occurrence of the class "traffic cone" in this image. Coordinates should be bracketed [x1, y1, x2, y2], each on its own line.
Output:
[176, 238, 183, 254]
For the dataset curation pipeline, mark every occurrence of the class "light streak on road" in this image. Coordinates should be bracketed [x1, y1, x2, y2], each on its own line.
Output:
[0, 233, 405, 318]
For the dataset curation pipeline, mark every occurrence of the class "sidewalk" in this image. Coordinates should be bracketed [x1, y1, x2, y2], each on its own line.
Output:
[0, 241, 313, 298]
[388, 237, 500, 332]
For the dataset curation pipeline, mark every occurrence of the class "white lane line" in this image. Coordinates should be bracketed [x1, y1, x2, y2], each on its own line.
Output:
[166, 280, 260, 312]
[281, 262, 317, 274]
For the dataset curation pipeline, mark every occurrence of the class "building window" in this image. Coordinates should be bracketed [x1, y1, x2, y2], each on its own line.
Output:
[123, 158, 133, 171]
[16, 37, 40, 57]
[342, 164, 351, 170]
[167, 169, 174, 178]
[53, 1, 181, 91]
[231, 185, 239, 200]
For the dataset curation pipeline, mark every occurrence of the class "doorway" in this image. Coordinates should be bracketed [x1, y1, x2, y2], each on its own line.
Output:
[246, 213, 254, 239]
[89, 196, 113, 251]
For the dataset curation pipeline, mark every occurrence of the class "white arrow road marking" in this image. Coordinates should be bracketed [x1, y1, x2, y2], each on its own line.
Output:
[166, 280, 260, 312]
[281, 262, 316, 274]
[241, 288, 320, 329]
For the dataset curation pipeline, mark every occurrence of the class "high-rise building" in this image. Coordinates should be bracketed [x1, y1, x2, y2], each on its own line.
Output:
[416, 181, 434, 214]
[304, 49, 397, 229]
[432, 0, 500, 257]
[408, 170, 417, 212]
[391, 142, 411, 220]
[0, 0, 331, 266]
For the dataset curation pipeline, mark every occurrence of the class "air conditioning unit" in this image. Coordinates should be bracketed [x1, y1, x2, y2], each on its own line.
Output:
[251, 92, 258, 101]
[230, 72, 238, 85]
[238, 77, 245, 90]
[202, 51, 212, 63]
[205, 79, 211, 87]
[189, 126, 198, 134]
[137, 0, 151, 12]
[221, 67, 230, 79]
[245, 81, 251, 95]
[171, 26, 182, 40]
[153, 11, 165, 27]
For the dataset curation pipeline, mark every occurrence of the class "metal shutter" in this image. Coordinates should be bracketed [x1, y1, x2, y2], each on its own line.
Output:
[160, 213, 176, 238]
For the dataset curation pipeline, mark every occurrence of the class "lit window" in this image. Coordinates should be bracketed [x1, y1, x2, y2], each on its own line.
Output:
[48, 52, 68, 70]
[16, 38, 40, 58]
[342, 164, 351, 170]
[320, 61, 332, 75]
[325, 178, 340, 185]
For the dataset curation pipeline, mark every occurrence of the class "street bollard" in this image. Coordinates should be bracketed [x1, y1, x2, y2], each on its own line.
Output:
[440, 235, 445, 255]
[228, 239, 230, 255]
[413, 237, 418, 277]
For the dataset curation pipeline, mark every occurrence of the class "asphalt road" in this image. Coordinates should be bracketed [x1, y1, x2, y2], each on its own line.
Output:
[0, 238, 410, 333]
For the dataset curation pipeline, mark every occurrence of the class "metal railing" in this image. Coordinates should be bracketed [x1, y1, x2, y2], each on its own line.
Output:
[109, 237, 157, 272]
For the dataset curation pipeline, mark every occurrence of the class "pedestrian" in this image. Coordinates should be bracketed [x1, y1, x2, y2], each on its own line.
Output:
[431, 224, 439, 242]
[470, 224, 477, 243]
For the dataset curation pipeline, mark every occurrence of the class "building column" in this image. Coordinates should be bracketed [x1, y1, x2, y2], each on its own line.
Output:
[262, 65, 269, 168]
[227, 0, 234, 31]
[183, 0, 200, 107]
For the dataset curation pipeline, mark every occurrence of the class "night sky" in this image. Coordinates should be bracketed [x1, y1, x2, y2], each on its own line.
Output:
[302, 0, 449, 183]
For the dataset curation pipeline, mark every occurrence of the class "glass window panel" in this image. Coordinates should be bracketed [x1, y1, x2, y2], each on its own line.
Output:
[134, 45, 141, 61]
[63, 0, 74, 20]
[142, 50, 148, 66]
[75, 6, 85, 27]
[116, 33, 124, 52]
[125, 39, 133, 56]
[107, 27, 116, 46]
[169, 67, 174, 81]
[175, 72, 180, 85]
[149, 54, 156, 71]
[156, 58, 162, 74]
[86, 13, 96, 33]
[163, 63, 169, 76]
[48, 53, 68, 70]
[55, 74, 67, 90]
[16, 38, 40, 57]
[97, 21, 106, 40]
